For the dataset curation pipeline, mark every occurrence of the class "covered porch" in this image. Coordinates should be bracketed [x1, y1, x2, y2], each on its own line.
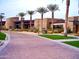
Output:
[73, 21, 79, 33]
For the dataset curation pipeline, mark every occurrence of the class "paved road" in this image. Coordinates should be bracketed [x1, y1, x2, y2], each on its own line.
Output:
[0, 32, 79, 59]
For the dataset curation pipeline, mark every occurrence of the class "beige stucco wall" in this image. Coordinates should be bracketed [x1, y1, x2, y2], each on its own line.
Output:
[34, 19, 47, 32]
[34, 19, 40, 29]
[68, 17, 74, 31]
[5, 19, 14, 29]
[34, 18, 65, 32]
[5, 17, 19, 29]
[42, 19, 48, 30]
[68, 16, 79, 33]
[78, 17, 79, 21]
[68, 21, 73, 31]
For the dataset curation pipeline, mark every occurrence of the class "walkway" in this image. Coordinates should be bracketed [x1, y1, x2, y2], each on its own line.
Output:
[0, 31, 79, 59]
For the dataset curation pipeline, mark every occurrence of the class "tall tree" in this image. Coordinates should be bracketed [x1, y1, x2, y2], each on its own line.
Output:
[18, 12, 26, 30]
[54, 0, 70, 37]
[47, 4, 59, 33]
[37, 7, 48, 33]
[0, 13, 4, 31]
[27, 11, 34, 30]
[64, 0, 70, 36]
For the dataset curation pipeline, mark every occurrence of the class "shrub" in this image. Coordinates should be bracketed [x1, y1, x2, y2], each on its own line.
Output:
[33, 28, 39, 33]
[42, 28, 47, 34]
[0, 32, 6, 40]
[54, 29, 64, 33]
[47, 30, 53, 34]
[67, 28, 73, 33]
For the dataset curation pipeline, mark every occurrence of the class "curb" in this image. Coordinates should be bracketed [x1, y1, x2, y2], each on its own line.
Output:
[55, 41, 79, 52]
[37, 35, 79, 52]
[0, 33, 10, 52]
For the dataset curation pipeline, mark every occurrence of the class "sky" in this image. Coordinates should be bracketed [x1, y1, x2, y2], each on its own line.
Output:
[0, 0, 79, 20]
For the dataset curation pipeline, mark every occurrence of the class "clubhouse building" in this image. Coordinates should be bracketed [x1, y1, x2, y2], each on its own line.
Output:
[0, 16, 79, 33]
[5, 17, 34, 29]
[68, 16, 79, 33]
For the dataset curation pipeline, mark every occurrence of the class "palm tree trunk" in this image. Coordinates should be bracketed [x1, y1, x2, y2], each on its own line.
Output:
[64, 0, 70, 37]
[30, 15, 32, 31]
[41, 13, 43, 33]
[38, 19, 40, 35]
[52, 12, 54, 33]
[21, 17, 24, 31]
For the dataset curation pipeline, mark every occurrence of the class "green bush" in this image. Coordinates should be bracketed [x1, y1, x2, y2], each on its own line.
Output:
[0, 32, 6, 40]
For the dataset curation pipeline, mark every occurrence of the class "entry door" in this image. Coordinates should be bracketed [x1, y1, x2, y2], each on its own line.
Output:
[76, 25, 79, 33]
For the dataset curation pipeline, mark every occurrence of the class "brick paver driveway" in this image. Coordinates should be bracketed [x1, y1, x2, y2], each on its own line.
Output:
[0, 31, 79, 59]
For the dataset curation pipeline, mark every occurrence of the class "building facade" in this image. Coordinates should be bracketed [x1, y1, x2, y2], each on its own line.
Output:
[5, 17, 19, 29]
[5, 17, 34, 29]
[68, 16, 79, 33]
[34, 18, 65, 31]
[1, 16, 79, 33]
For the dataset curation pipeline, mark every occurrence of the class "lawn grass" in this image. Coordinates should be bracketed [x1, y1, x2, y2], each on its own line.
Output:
[0, 32, 6, 40]
[40, 35, 74, 40]
[64, 41, 79, 48]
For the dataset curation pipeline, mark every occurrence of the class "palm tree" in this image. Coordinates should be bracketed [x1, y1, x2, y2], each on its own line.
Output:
[64, 0, 70, 37]
[0, 13, 4, 31]
[27, 10, 34, 30]
[54, 0, 70, 37]
[47, 4, 59, 33]
[18, 12, 26, 30]
[37, 7, 48, 33]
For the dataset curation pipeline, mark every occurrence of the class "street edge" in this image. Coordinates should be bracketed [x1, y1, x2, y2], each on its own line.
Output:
[0, 33, 10, 52]
[37, 35, 79, 52]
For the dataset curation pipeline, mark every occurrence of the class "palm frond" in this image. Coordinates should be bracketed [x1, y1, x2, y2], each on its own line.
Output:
[18, 12, 26, 17]
[27, 11, 34, 15]
[37, 7, 48, 14]
[0, 13, 4, 19]
[47, 4, 59, 12]
[0, 15, 4, 19]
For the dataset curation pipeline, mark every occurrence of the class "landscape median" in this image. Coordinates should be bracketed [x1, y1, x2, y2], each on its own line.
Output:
[0, 32, 10, 51]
